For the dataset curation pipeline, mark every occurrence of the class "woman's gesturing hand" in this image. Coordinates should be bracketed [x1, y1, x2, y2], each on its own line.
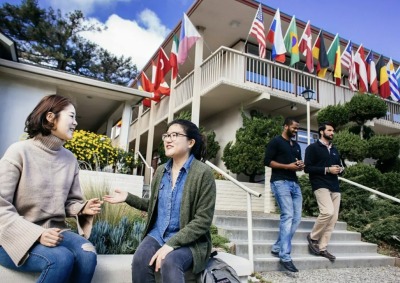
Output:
[103, 188, 128, 204]
[82, 198, 103, 215]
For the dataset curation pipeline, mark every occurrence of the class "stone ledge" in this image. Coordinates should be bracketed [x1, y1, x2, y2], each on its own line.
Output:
[1, 253, 251, 283]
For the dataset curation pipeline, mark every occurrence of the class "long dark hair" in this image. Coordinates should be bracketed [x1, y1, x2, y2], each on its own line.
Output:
[167, 119, 207, 161]
[25, 95, 75, 138]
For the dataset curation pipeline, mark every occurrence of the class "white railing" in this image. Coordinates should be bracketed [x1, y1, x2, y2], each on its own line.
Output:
[339, 177, 400, 204]
[174, 71, 195, 108]
[384, 100, 400, 124]
[136, 151, 153, 186]
[205, 160, 261, 272]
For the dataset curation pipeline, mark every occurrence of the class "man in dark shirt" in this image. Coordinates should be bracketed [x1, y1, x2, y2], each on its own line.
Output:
[304, 122, 343, 262]
[264, 117, 304, 272]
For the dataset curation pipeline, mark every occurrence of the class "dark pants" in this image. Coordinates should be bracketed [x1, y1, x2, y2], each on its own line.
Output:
[132, 235, 193, 283]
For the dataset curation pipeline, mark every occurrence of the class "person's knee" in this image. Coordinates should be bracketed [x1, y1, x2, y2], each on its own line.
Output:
[41, 248, 75, 270]
[321, 209, 334, 219]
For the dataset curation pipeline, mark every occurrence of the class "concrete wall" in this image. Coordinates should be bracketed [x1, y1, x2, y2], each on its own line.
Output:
[0, 74, 54, 156]
[215, 180, 265, 212]
[79, 170, 143, 197]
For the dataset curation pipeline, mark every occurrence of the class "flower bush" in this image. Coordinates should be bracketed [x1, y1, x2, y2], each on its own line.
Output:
[64, 129, 139, 173]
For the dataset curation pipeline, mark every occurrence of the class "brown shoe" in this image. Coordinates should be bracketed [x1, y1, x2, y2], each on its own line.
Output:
[319, 250, 336, 261]
[307, 233, 319, 255]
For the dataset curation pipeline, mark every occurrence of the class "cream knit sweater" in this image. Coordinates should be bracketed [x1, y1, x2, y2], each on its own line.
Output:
[0, 134, 91, 266]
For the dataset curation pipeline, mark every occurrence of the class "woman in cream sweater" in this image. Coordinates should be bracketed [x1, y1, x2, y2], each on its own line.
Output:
[0, 95, 102, 283]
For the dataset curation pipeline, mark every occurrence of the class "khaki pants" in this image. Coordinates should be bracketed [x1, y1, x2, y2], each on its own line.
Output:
[310, 188, 341, 251]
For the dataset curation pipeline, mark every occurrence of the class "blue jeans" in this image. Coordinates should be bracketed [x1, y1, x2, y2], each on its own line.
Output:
[132, 235, 193, 283]
[270, 180, 302, 262]
[0, 231, 97, 283]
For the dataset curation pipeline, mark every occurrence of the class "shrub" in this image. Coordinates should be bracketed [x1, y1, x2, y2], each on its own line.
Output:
[298, 175, 319, 217]
[380, 172, 400, 197]
[333, 130, 368, 162]
[317, 104, 349, 129]
[65, 130, 117, 170]
[65, 129, 139, 173]
[363, 216, 400, 250]
[368, 135, 400, 161]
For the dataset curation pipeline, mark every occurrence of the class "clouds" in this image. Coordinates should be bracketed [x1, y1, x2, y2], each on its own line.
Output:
[44, 0, 170, 70]
[47, 0, 131, 15]
[79, 9, 169, 70]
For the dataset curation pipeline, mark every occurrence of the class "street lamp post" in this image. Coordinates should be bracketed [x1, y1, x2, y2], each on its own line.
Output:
[301, 87, 315, 145]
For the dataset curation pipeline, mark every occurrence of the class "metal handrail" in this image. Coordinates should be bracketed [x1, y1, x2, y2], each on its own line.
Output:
[205, 160, 261, 272]
[136, 151, 154, 186]
[339, 177, 400, 204]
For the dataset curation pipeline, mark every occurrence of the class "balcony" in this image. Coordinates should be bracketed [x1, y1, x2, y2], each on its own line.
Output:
[132, 46, 400, 136]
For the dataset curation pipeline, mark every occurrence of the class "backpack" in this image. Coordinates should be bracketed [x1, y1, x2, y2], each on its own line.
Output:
[200, 251, 241, 283]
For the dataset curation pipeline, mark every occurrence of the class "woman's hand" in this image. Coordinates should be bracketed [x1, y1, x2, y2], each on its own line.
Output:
[81, 198, 103, 215]
[103, 188, 128, 204]
[39, 228, 63, 247]
[149, 244, 174, 272]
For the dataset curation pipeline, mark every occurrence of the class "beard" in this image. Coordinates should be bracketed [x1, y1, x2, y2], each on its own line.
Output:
[323, 132, 333, 141]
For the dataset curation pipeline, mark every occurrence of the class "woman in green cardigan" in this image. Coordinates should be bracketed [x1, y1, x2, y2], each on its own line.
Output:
[104, 119, 216, 283]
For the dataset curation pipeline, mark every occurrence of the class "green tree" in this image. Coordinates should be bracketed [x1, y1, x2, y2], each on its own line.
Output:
[333, 130, 368, 162]
[0, 0, 137, 85]
[222, 112, 283, 182]
[317, 104, 349, 128]
[346, 93, 387, 139]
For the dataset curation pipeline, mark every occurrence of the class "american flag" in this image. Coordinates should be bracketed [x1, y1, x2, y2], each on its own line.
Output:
[249, 4, 266, 58]
[341, 40, 352, 69]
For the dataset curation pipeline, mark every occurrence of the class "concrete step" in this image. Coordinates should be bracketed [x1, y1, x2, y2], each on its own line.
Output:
[218, 227, 362, 242]
[234, 241, 379, 257]
[253, 253, 395, 272]
[214, 215, 348, 230]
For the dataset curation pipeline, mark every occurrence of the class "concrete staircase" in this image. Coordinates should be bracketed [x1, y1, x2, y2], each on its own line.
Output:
[213, 212, 395, 272]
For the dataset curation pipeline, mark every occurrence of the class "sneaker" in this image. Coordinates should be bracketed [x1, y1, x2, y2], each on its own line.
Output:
[307, 233, 320, 255]
[279, 260, 299, 272]
[271, 250, 279, 257]
[319, 250, 336, 261]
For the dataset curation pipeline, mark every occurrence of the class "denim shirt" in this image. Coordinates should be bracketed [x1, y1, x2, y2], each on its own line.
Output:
[148, 154, 195, 245]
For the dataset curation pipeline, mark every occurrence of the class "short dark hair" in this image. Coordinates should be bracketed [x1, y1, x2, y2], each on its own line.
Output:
[283, 117, 299, 127]
[167, 119, 207, 161]
[318, 122, 335, 138]
[25, 95, 75, 138]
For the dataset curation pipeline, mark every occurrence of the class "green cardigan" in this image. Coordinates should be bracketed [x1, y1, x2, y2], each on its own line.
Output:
[126, 159, 216, 274]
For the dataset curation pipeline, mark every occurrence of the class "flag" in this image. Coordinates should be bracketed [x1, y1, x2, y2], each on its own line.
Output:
[354, 45, 368, 92]
[376, 55, 390, 98]
[366, 51, 378, 94]
[387, 58, 400, 101]
[177, 13, 201, 65]
[341, 40, 352, 69]
[341, 40, 357, 91]
[326, 34, 340, 85]
[138, 80, 152, 108]
[266, 8, 286, 63]
[152, 61, 170, 100]
[283, 15, 299, 66]
[154, 47, 171, 92]
[298, 20, 313, 73]
[140, 71, 153, 93]
[249, 3, 266, 59]
[170, 35, 179, 79]
[312, 31, 329, 77]
[396, 66, 400, 90]
[348, 52, 358, 91]
[326, 34, 339, 66]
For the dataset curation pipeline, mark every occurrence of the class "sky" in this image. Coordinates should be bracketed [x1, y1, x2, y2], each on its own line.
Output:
[1, 0, 399, 69]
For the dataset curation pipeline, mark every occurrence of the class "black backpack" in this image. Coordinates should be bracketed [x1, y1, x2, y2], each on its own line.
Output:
[200, 251, 241, 283]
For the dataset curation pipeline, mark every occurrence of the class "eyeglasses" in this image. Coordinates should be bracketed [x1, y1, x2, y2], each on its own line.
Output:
[161, 132, 188, 141]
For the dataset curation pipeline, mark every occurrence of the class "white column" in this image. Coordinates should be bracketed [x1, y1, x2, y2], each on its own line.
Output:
[191, 26, 205, 126]
[106, 118, 113, 138]
[118, 101, 132, 151]
[144, 101, 155, 184]
[307, 100, 311, 145]
[264, 166, 276, 213]
[168, 79, 177, 123]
